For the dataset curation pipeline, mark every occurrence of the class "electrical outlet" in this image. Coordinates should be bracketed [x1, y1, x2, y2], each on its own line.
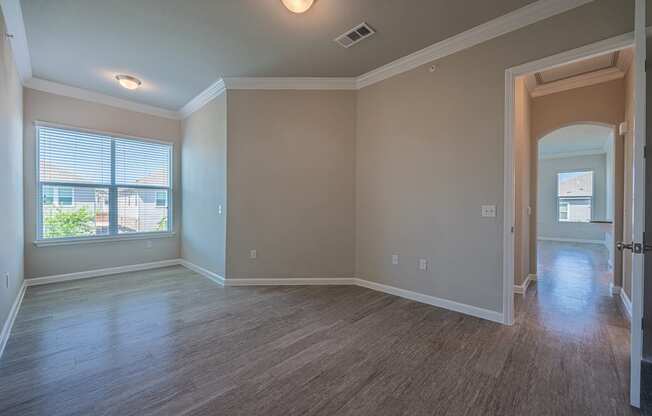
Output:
[145, 240, 153, 249]
[218, 205, 223, 215]
[481, 205, 496, 218]
[391, 254, 399, 265]
[250, 249, 257, 259]
[418, 259, 428, 271]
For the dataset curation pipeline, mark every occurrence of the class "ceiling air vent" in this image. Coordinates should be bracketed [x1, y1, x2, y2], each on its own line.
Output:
[334, 22, 375, 48]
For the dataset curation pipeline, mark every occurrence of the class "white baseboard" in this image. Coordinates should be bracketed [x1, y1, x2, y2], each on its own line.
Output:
[25, 259, 183, 286]
[537, 237, 605, 245]
[179, 260, 225, 286]
[225, 277, 356, 286]
[609, 283, 622, 296]
[19, 259, 505, 326]
[212, 274, 503, 324]
[0, 280, 27, 359]
[514, 273, 537, 295]
[353, 278, 504, 324]
[619, 288, 632, 320]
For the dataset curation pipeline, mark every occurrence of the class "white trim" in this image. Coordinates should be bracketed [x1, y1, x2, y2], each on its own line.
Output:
[0, 280, 26, 359]
[629, 0, 646, 407]
[179, 260, 225, 286]
[530, 66, 626, 98]
[0, 0, 32, 82]
[34, 232, 176, 247]
[25, 259, 182, 286]
[355, 0, 594, 89]
[610, 283, 622, 296]
[211, 275, 502, 323]
[513, 274, 537, 295]
[1, 0, 596, 118]
[537, 236, 605, 245]
[24, 78, 181, 120]
[354, 278, 504, 324]
[179, 79, 226, 118]
[503, 32, 635, 331]
[539, 149, 607, 160]
[225, 277, 356, 286]
[222, 77, 357, 91]
[620, 288, 632, 320]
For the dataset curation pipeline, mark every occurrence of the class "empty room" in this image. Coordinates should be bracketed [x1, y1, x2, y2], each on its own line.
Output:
[0, 1, 650, 415]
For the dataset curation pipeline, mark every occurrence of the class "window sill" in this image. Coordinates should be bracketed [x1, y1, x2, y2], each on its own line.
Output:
[33, 232, 176, 247]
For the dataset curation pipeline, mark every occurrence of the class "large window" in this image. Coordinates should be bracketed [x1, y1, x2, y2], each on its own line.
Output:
[557, 171, 593, 223]
[37, 124, 172, 241]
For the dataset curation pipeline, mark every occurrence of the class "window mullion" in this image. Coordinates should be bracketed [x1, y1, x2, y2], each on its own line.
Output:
[109, 140, 118, 235]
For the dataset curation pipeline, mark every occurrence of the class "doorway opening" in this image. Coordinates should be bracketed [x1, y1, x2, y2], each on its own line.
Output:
[504, 36, 642, 408]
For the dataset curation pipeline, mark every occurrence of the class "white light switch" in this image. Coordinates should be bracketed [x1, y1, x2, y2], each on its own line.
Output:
[392, 254, 399, 265]
[218, 205, 223, 215]
[418, 258, 428, 271]
[481, 205, 496, 218]
[250, 249, 257, 259]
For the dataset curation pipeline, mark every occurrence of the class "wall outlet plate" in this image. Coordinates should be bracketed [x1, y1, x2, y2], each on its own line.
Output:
[250, 249, 257, 259]
[392, 254, 399, 265]
[481, 205, 497, 218]
[418, 259, 428, 271]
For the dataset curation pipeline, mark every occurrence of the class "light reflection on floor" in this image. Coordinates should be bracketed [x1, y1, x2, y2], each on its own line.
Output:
[529, 241, 617, 335]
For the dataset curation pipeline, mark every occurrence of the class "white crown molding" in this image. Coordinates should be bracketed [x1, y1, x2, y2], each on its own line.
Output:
[4, 0, 600, 118]
[530, 66, 625, 98]
[24, 77, 182, 120]
[355, 0, 594, 89]
[1, 0, 32, 82]
[179, 79, 226, 118]
[539, 148, 607, 160]
[222, 77, 357, 90]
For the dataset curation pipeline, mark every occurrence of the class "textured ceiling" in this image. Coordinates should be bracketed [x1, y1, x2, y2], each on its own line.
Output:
[21, 0, 537, 110]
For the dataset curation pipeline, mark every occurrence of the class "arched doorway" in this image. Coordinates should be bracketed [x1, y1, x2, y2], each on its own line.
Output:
[534, 123, 618, 313]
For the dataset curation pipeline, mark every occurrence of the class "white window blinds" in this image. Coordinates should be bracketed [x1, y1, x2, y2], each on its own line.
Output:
[37, 125, 172, 240]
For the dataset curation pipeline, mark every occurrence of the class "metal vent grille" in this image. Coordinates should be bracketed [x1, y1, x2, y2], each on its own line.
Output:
[334, 22, 375, 48]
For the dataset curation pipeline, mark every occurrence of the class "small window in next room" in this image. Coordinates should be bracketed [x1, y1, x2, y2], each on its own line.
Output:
[557, 171, 593, 223]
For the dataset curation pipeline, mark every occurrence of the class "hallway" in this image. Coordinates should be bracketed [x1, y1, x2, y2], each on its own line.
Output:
[515, 240, 633, 411]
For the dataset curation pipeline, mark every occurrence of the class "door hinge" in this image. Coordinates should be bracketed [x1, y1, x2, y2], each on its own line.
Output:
[645, 145, 648, 159]
[643, 318, 646, 331]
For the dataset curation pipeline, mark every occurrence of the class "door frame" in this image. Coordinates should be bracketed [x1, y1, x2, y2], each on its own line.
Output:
[629, 0, 646, 407]
[503, 32, 635, 326]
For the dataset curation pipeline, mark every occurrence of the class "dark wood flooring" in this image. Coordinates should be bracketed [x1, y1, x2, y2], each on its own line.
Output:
[0, 241, 637, 415]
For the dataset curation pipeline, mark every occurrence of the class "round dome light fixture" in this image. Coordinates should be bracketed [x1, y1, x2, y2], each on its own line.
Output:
[115, 74, 142, 90]
[281, 0, 314, 13]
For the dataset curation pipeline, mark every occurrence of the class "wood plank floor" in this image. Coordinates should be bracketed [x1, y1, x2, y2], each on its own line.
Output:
[0, 242, 637, 415]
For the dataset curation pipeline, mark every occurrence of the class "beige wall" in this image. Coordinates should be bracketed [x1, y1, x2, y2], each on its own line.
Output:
[181, 94, 227, 276]
[530, 78, 626, 287]
[226, 90, 356, 279]
[356, 0, 632, 313]
[622, 61, 635, 298]
[514, 78, 532, 286]
[0, 10, 24, 328]
[23, 89, 182, 278]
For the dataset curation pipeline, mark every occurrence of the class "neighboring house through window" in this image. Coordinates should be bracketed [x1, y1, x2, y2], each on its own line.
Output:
[557, 171, 593, 223]
[37, 124, 173, 240]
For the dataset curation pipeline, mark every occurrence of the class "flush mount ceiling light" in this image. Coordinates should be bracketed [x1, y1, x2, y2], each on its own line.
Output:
[115, 74, 141, 90]
[281, 0, 314, 13]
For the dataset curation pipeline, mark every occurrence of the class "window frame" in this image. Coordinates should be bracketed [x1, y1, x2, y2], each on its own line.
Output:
[555, 169, 594, 223]
[34, 122, 175, 246]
